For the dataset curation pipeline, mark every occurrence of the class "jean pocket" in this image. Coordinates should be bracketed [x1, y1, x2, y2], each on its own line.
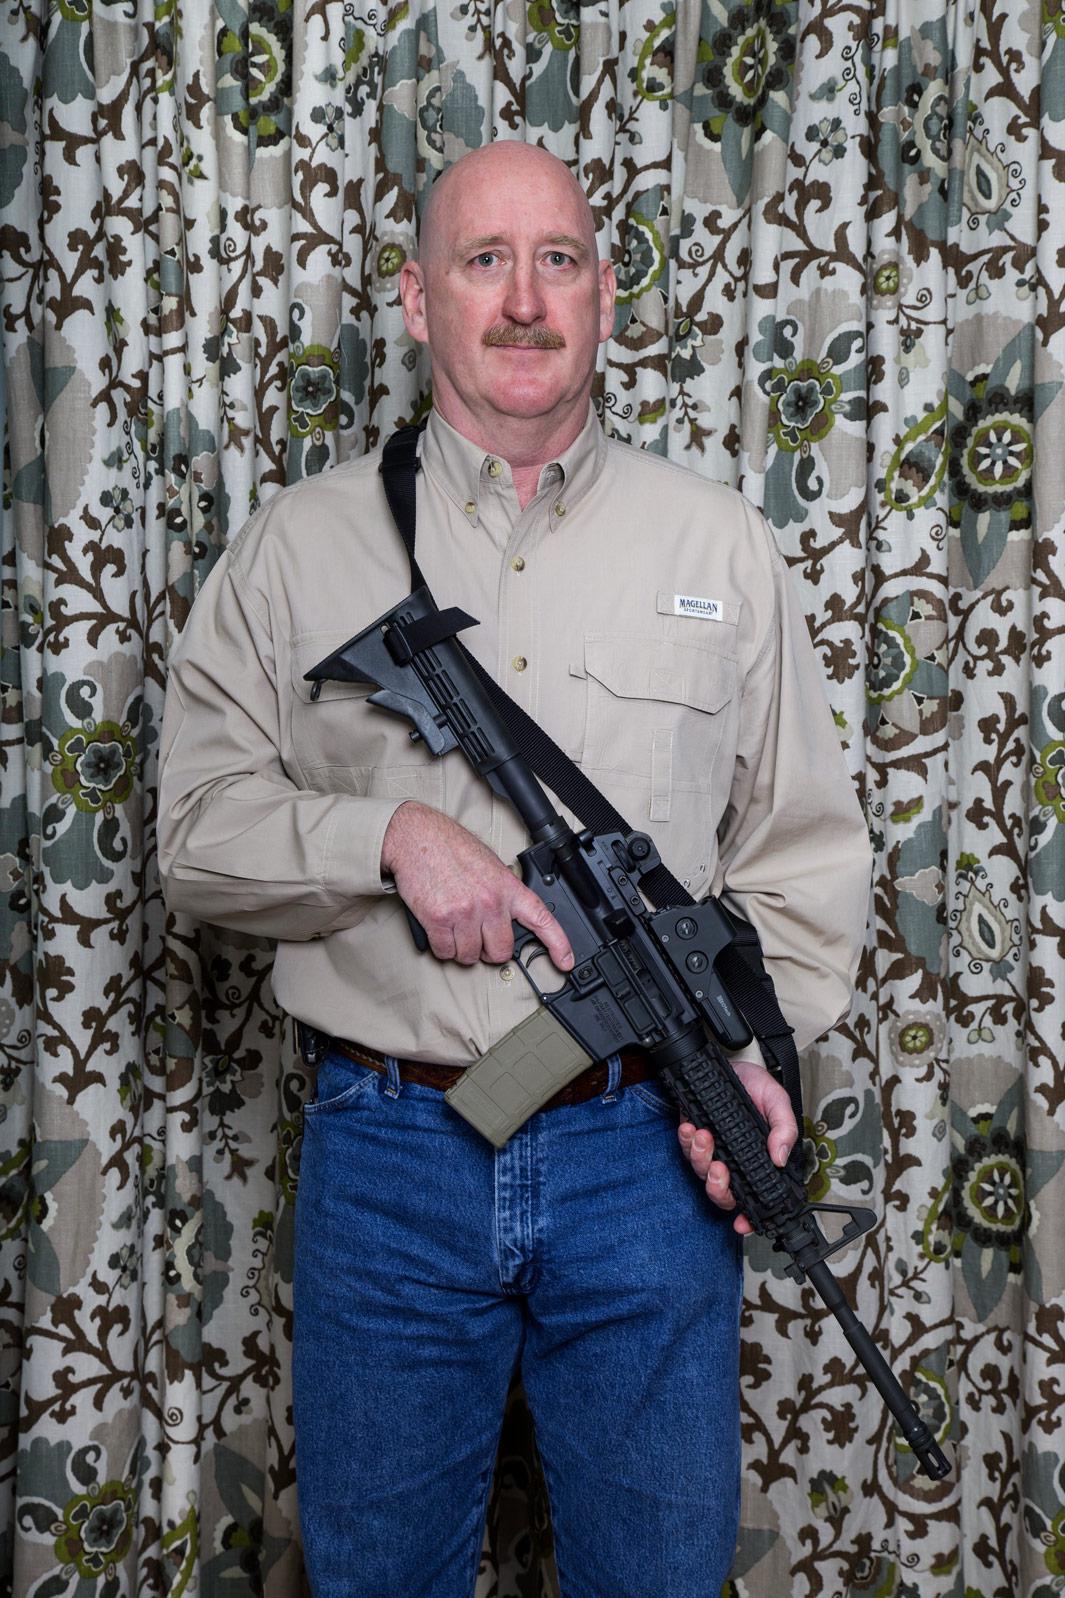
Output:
[304, 1052, 381, 1116]
[629, 1080, 678, 1118]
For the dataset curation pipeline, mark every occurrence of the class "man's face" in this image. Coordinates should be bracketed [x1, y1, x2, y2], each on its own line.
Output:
[400, 147, 616, 438]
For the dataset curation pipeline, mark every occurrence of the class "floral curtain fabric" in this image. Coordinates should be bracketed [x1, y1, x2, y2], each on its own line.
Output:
[2, 0, 1063, 1593]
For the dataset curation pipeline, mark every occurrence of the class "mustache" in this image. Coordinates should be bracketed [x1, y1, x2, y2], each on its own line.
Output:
[483, 324, 566, 349]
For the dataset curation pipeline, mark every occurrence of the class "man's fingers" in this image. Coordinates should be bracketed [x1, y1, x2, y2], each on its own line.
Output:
[426, 924, 458, 962]
[771, 1129, 795, 1167]
[677, 1123, 715, 1174]
[732, 1060, 798, 1168]
[384, 805, 576, 973]
[760, 1082, 797, 1166]
[706, 1160, 734, 1206]
[679, 1124, 748, 1226]
[480, 911, 515, 965]
[512, 886, 574, 971]
[452, 923, 483, 966]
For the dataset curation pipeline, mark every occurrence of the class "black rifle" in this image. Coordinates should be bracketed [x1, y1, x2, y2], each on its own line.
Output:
[307, 585, 951, 1482]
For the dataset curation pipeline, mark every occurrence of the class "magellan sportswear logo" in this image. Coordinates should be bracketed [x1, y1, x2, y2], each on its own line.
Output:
[673, 594, 723, 620]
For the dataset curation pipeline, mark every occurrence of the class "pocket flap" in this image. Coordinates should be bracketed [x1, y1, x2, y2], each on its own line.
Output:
[583, 637, 735, 714]
[290, 634, 376, 704]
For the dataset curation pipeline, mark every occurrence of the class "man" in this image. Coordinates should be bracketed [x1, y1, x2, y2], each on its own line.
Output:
[158, 142, 871, 1596]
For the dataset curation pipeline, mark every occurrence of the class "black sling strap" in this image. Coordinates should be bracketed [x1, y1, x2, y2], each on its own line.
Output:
[378, 424, 805, 1142]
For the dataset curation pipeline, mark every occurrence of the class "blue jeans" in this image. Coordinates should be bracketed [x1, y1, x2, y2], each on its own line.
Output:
[293, 1048, 743, 1598]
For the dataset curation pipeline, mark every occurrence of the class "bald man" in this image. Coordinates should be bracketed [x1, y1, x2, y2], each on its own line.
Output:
[158, 142, 871, 1596]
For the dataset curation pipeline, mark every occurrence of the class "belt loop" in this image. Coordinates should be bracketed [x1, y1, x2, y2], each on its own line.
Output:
[383, 1054, 402, 1098]
[296, 1021, 327, 1067]
[601, 1053, 622, 1104]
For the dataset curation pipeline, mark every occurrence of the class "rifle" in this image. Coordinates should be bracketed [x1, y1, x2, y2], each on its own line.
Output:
[306, 584, 951, 1482]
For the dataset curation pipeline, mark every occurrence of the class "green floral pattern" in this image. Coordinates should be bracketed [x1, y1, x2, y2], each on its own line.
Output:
[2, 1, 1064, 1594]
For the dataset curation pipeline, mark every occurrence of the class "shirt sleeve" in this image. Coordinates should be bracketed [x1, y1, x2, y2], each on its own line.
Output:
[713, 506, 873, 1052]
[157, 545, 405, 940]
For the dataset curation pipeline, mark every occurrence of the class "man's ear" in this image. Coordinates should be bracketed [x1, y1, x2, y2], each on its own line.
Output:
[400, 260, 429, 344]
[597, 260, 617, 342]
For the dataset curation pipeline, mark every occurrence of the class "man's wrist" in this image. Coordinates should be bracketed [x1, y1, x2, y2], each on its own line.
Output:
[380, 799, 426, 876]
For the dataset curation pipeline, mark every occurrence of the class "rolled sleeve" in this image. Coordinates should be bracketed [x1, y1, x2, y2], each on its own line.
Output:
[714, 511, 872, 1051]
[158, 552, 403, 940]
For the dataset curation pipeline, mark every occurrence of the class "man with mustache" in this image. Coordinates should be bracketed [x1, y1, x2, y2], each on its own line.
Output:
[158, 141, 871, 1595]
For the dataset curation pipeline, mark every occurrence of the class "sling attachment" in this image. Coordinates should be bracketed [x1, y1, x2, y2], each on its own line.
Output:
[377, 423, 806, 1177]
[386, 606, 479, 665]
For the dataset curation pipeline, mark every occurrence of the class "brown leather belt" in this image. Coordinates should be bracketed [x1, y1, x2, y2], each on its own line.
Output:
[327, 1038, 655, 1111]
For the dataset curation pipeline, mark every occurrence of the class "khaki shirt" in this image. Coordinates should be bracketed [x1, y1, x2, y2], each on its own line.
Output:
[158, 407, 872, 1064]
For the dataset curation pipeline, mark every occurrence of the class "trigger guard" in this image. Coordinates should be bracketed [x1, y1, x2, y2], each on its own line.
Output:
[511, 929, 564, 1001]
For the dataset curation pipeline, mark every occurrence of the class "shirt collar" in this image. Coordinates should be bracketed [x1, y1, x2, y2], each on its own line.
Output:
[419, 402, 607, 526]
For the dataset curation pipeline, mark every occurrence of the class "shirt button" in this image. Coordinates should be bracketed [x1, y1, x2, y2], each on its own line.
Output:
[500, 965, 514, 982]
[512, 655, 527, 673]
[487, 459, 503, 478]
[554, 501, 566, 517]
[464, 500, 476, 516]
[511, 556, 526, 572]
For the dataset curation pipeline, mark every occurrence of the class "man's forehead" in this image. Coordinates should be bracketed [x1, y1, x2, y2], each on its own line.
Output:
[452, 230, 591, 258]
[421, 146, 597, 260]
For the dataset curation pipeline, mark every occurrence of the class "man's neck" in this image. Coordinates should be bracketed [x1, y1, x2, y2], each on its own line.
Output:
[432, 396, 589, 511]
[510, 463, 546, 511]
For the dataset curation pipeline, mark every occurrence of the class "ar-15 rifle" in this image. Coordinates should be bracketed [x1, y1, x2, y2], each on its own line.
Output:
[307, 584, 951, 1482]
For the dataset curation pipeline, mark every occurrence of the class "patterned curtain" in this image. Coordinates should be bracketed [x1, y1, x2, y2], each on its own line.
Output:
[2, 0, 1063, 1594]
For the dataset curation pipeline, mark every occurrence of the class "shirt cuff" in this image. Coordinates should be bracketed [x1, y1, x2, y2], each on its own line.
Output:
[728, 1041, 767, 1072]
[322, 796, 411, 902]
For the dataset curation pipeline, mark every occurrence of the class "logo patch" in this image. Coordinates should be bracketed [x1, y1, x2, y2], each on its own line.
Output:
[673, 594, 723, 620]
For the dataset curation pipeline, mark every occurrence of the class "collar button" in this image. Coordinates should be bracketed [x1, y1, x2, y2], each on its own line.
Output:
[464, 500, 477, 516]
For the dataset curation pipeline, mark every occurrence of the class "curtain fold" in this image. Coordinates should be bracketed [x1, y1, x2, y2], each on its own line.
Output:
[2, 1, 1063, 1593]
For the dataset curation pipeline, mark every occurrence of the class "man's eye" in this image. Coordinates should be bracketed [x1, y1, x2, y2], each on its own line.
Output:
[546, 251, 574, 267]
[473, 252, 498, 268]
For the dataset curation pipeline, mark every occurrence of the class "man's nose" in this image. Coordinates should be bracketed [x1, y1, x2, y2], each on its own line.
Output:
[501, 260, 547, 323]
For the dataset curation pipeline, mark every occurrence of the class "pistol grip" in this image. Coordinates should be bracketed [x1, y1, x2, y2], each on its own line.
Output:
[403, 902, 430, 952]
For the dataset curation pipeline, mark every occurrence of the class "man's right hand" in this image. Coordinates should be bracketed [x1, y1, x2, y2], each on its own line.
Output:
[380, 801, 574, 972]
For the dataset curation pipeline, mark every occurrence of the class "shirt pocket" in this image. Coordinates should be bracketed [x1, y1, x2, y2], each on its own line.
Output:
[573, 636, 737, 889]
[288, 635, 444, 808]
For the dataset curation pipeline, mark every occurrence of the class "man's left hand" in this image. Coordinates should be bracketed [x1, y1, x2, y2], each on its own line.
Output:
[676, 1060, 798, 1236]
